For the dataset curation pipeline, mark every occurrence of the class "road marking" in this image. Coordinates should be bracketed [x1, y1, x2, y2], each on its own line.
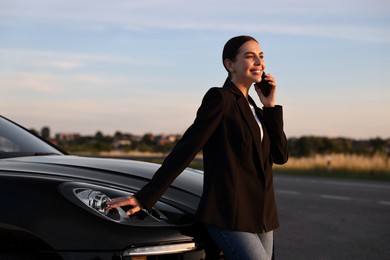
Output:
[378, 201, 390, 206]
[277, 190, 301, 195]
[320, 194, 352, 201]
[275, 176, 390, 190]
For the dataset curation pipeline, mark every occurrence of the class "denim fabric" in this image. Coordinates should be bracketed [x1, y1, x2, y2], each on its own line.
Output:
[205, 224, 273, 260]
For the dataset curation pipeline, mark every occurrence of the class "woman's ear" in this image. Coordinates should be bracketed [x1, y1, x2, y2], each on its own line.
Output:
[224, 59, 234, 73]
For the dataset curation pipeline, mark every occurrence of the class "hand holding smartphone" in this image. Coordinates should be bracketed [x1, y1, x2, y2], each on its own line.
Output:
[255, 72, 272, 97]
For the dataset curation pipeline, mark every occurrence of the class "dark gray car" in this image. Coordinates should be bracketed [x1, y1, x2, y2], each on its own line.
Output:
[0, 115, 213, 260]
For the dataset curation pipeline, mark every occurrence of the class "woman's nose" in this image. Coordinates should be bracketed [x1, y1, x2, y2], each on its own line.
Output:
[254, 56, 262, 65]
[255, 57, 265, 69]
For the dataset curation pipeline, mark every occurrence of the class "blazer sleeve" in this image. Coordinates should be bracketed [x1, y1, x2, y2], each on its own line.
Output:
[263, 105, 289, 165]
[134, 88, 225, 208]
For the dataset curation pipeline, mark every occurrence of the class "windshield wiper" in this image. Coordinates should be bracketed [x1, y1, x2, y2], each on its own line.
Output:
[34, 152, 60, 156]
[0, 152, 60, 159]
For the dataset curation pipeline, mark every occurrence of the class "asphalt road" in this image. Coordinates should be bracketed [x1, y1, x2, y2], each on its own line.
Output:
[273, 174, 390, 260]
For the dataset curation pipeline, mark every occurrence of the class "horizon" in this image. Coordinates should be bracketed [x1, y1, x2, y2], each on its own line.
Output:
[30, 123, 390, 141]
[1, 0, 389, 139]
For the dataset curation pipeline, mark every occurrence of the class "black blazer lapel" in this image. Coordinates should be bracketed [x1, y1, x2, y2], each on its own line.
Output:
[224, 80, 265, 173]
[249, 96, 269, 165]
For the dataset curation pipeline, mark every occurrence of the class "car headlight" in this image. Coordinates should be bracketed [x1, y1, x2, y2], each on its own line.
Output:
[59, 182, 193, 227]
[73, 188, 126, 221]
[123, 242, 197, 256]
[77, 189, 111, 213]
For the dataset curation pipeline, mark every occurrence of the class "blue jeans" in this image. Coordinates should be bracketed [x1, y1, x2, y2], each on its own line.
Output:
[205, 224, 273, 260]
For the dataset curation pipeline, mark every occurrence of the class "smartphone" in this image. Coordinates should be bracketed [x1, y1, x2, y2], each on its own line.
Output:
[255, 72, 272, 97]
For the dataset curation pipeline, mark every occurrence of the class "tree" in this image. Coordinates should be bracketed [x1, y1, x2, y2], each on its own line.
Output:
[141, 133, 155, 146]
[41, 126, 50, 139]
[95, 131, 104, 140]
[114, 131, 123, 139]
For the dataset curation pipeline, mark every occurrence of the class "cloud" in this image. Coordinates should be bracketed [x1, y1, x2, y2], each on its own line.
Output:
[1, 85, 200, 135]
[1, 0, 389, 139]
[2, 0, 389, 43]
[0, 70, 152, 95]
[0, 48, 169, 69]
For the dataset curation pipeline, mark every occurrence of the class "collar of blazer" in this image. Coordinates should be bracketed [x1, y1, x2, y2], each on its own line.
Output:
[223, 78, 267, 171]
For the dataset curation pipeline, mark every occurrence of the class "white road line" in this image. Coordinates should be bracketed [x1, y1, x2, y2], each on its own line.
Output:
[277, 190, 301, 195]
[320, 194, 352, 201]
[275, 176, 390, 190]
[378, 201, 390, 206]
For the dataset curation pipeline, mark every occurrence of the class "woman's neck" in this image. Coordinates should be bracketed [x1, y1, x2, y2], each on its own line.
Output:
[231, 79, 251, 99]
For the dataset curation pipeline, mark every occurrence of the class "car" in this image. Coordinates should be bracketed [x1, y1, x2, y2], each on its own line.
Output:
[0, 115, 217, 260]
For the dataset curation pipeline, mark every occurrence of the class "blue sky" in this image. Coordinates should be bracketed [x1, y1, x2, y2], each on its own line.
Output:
[1, 0, 389, 139]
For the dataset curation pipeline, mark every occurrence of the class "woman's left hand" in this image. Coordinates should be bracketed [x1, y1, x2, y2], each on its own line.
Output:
[254, 73, 276, 107]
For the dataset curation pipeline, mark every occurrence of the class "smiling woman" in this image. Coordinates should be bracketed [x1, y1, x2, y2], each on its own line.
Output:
[105, 35, 289, 260]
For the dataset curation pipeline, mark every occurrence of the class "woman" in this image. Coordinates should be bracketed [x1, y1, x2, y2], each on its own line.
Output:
[107, 35, 288, 259]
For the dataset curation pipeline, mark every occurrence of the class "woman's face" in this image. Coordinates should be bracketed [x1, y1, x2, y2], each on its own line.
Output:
[226, 40, 265, 85]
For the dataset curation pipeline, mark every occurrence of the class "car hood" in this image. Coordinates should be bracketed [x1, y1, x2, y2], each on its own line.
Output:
[1, 155, 204, 211]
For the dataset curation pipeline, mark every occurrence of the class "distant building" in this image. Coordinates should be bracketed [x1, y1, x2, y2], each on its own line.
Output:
[155, 134, 180, 146]
[113, 139, 132, 150]
[56, 133, 81, 142]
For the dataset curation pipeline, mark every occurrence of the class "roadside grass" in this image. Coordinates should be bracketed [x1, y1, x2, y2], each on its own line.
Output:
[92, 152, 390, 181]
[273, 153, 390, 181]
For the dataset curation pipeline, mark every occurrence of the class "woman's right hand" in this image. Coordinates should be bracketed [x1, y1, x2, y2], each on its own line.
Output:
[255, 73, 276, 107]
[106, 195, 142, 216]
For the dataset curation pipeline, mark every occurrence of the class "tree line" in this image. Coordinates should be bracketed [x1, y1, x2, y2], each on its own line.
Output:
[34, 127, 390, 157]
[287, 136, 389, 157]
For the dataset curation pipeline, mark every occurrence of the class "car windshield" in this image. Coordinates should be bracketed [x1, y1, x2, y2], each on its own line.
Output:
[0, 116, 63, 159]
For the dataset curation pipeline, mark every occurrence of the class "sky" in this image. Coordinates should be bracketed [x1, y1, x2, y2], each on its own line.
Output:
[1, 0, 389, 139]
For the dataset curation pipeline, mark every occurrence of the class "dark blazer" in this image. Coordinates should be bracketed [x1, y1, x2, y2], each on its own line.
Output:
[134, 79, 288, 233]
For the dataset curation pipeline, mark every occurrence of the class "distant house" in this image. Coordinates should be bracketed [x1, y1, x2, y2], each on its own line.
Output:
[56, 133, 81, 142]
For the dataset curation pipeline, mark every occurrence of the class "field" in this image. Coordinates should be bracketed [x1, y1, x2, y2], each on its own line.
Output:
[273, 153, 390, 180]
[92, 151, 390, 181]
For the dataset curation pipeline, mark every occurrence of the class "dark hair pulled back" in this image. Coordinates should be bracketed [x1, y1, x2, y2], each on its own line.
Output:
[222, 35, 258, 73]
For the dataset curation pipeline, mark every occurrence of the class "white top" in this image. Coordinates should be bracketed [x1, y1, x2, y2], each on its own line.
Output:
[249, 103, 264, 142]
